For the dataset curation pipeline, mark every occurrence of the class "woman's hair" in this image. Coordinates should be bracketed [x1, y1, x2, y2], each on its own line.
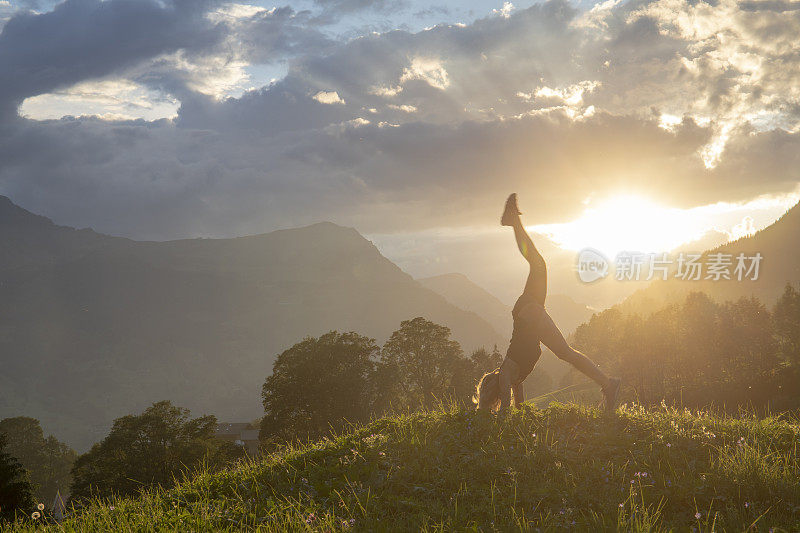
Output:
[473, 368, 502, 411]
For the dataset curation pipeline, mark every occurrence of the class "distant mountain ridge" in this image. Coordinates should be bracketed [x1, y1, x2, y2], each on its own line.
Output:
[620, 201, 800, 314]
[418, 273, 513, 338]
[0, 197, 503, 450]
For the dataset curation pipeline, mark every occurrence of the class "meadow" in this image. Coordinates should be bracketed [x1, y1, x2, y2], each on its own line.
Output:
[15, 402, 800, 532]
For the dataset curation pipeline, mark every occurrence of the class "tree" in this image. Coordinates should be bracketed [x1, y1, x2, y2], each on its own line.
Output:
[0, 417, 77, 504]
[568, 290, 800, 412]
[0, 434, 35, 523]
[774, 283, 800, 364]
[260, 331, 380, 443]
[380, 317, 466, 408]
[71, 401, 242, 500]
[469, 346, 503, 375]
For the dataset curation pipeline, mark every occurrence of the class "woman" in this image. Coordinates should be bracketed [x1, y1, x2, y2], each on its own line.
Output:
[475, 194, 620, 412]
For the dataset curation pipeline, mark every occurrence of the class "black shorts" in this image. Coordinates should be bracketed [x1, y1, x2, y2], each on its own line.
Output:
[505, 304, 543, 381]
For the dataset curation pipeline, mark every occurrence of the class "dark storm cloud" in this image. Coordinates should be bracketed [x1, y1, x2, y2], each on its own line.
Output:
[0, 105, 790, 241]
[312, 0, 404, 14]
[0, 0, 225, 116]
[178, 0, 584, 133]
[235, 7, 334, 64]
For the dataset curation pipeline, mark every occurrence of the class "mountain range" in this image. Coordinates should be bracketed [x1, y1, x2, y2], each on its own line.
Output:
[0, 197, 503, 450]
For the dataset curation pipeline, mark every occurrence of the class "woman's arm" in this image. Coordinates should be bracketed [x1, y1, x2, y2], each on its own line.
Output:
[499, 369, 512, 410]
[512, 382, 524, 407]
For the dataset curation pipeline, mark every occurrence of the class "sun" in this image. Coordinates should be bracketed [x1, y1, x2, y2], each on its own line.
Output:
[529, 194, 707, 257]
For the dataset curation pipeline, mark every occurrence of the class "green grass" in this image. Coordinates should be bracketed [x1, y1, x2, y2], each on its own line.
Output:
[15, 403, 800, 531]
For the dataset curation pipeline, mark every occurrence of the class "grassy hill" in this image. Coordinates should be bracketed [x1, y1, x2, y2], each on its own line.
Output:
[19, 404, 799, 531]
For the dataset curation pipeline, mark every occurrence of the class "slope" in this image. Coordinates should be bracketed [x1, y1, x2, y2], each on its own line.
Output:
[18, 404, 800, 531]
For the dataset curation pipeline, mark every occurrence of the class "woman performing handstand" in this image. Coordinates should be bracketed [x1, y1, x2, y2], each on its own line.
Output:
[475, 194, 621, 412]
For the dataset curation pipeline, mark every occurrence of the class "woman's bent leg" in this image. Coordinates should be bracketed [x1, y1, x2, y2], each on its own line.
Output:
[532, 308, 611, 388]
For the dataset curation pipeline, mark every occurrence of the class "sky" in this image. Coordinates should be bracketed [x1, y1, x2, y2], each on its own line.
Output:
[1, 0, 799, 304]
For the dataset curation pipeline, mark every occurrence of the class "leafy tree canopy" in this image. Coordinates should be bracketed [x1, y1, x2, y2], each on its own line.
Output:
[71, 401, 243, 501]
[0, 417, 76, 505]
[0, 433, 35, 523]
[261, 331, 380, 443]
[380, 317, 468, 408]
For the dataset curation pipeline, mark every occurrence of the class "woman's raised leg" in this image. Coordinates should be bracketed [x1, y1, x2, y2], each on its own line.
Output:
[503, 194, 547, 306]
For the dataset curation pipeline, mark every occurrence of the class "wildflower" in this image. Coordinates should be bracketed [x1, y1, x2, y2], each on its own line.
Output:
[37, 503, 44, 511]
[619, 503, 624, 508]
[109, 506, 115, 511]
[744, 502, 750, 508]
[694, 512, 702, 519]
[305, 512, 316, 524]
[666, 443, 671, 448]
[32, 511, 41, 519]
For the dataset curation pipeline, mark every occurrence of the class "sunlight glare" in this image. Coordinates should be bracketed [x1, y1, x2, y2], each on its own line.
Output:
[530, 193, 799, 257]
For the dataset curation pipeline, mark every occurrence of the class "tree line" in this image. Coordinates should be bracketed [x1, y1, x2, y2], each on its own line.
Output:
[260, 317, 503, 444]
[568, 285, 800, 411]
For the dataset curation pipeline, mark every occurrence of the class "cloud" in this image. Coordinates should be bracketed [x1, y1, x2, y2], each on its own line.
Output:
[399, 56, 450, 90]
[493, 2, 515, 19]
[311, 0, 404, 14]
[0, 0, 224, 117]
[313, 90, 345, 104]
[388, 103, 417, 112]
[0, 0, 798, 245]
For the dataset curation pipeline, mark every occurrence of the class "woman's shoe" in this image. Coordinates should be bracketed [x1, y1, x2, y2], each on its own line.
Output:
[501, 193, 522, 226]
